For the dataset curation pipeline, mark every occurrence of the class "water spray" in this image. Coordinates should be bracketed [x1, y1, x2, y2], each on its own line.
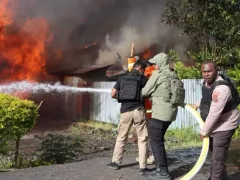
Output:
[0, 81, 112, 94]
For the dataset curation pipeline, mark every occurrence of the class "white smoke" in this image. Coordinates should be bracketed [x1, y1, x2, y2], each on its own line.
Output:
[97, 0, 190, 65]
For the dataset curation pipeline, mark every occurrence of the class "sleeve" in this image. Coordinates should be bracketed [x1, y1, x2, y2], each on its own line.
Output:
[113, 78, 121, 91]
[200, 85, 231, 136]
[141, 71, 161, 97]
[141, 76, 148, 88]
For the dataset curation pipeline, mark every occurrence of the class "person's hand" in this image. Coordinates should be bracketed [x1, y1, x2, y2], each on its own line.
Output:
[200, 134, 206, 141]
[154, 65, 159, 70]
[190, 104, 198, 110]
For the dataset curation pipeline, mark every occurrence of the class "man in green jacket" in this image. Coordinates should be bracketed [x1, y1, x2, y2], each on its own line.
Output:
[142, 53, 179, 180]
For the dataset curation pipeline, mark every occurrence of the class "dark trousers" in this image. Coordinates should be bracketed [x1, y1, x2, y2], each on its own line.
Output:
[210, 130, 235, 180]
[148, 118, 172, 167]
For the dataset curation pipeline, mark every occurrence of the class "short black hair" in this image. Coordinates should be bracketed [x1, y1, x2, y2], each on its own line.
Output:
[133, 60, 147, 69]
[202, 60, 217, 70]
[145, 61, 155, 67]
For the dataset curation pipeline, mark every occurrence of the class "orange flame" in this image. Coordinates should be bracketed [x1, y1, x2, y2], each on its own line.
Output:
[141, 47, 156, 78]
[142, 48, 154, 60]
[0, 0, 12, 27]
[0, 0, 51, 83]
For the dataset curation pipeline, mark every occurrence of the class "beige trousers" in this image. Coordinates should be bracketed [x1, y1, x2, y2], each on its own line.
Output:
[112, 107, 148, 169]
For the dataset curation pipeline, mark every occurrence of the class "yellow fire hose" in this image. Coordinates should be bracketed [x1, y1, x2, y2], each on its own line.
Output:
[146, 104, 209, 180]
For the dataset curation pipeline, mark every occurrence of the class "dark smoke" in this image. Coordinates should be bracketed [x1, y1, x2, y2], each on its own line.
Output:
[13, 0, 190, 72]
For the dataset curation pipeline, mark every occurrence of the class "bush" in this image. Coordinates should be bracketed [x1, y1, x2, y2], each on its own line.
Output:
[233, 127, 240, 140]
[0, 154, 13, 171]
[175, 61, 201, 79]
[39, 133, 83, 164]
[0, 93, 39, 167]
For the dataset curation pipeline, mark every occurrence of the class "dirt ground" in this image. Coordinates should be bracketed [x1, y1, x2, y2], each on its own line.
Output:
[1, 125, 239, 180]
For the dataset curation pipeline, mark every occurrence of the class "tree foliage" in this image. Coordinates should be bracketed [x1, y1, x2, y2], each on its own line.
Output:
[162, 0, 240, 66]
[0, 94, 39, 167]
[163, 1, 240, 136]
[168, 50, 201, 79]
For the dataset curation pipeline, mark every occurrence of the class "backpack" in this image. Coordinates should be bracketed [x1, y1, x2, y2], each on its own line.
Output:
[169, 77, 185, 106]
[117, 73, 142, 102]
[217, 73, 240, 105]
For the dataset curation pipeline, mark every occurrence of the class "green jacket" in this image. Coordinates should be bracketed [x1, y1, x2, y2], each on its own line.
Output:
[142, 53, 178, 121]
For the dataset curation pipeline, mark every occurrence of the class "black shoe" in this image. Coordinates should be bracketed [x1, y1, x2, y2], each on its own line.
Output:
[156, 166, 171, 180]
[158, 171, 171, 180]
[107, 162, 120, 170]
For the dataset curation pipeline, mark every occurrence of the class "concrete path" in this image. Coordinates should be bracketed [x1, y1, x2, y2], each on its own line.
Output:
[1, 151, 239, 180]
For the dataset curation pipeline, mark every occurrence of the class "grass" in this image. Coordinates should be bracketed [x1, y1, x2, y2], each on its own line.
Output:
[165, 126, 202, 149]
[72, 120, 118, 131]
[71, 120, 240, 149]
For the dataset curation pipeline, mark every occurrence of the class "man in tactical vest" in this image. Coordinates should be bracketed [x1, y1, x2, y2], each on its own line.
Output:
[192, 61, 240, 180]
[141, 53, 184, 180]
[107, 60, 149, 175]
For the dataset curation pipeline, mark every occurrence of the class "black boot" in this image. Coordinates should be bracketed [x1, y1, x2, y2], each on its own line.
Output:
[156, 166, 171, 180]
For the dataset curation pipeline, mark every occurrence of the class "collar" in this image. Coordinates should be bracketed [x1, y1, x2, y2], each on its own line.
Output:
[204, 75, 223, 87]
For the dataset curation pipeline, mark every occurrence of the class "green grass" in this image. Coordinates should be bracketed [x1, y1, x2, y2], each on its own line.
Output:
[165, 126, 202, 149]
[71, 120, 118, 131]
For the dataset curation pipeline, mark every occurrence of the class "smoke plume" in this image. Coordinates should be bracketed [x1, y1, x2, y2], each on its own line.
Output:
[12, 0, 190, 71]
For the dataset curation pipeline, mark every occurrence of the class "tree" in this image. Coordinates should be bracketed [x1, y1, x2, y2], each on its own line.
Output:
[0, 94, 39, 167]
[168, 50, 201, 79]
[163, 1, 240, 136]
[162, 0, 240, 67]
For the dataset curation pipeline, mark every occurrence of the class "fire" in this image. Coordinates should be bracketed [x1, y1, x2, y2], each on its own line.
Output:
[0, 0, 51, 83]
[139, 47, 156, 78]
[0, 0, 12, 27]
[141, 48, 154, 60]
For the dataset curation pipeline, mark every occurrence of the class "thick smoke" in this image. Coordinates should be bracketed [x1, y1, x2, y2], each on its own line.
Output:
[13, 0, 190, 71]
[97, 0, 190, 65]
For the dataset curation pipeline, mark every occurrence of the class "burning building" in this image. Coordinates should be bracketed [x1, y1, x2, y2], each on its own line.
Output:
[0, 0, 190, 131]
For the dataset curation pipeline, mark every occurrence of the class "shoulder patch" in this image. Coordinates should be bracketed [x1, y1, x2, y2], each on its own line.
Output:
[212, 91, 220, 102]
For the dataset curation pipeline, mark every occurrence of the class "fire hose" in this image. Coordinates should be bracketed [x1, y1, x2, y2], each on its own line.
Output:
[146, 104, 209, 180]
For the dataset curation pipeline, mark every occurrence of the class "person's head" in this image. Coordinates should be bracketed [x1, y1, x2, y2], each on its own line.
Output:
[132, 59, 147, 73]
[145, 61, 153, 67]
[148, 53, 170, 69]
[201, 61, 218, 85]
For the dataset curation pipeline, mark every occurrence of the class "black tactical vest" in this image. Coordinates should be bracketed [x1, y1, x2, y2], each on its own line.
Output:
[199, 81, 237, 121]
[117, 71, 142, 102]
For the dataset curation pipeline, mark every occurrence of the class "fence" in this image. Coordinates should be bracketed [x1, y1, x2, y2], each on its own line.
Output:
[91, 79, 203, 129]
